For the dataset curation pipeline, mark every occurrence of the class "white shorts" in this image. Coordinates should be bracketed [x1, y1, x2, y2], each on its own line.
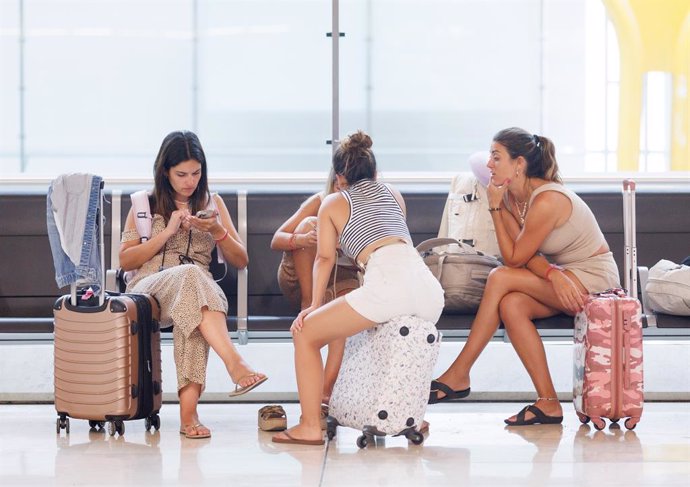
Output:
[344, 243, 444, 324]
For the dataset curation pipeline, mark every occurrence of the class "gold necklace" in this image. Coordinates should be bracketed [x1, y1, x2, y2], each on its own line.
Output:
[174, 199, 188, 205]
[515, 199, 528, 226]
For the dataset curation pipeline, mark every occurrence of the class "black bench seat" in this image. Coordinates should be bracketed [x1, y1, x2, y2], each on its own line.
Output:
[1, 182, 689, 337]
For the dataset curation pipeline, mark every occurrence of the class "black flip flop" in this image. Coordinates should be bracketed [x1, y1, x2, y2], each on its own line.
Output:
[504, 404, 564, 426]
[428, 380, 471, 404]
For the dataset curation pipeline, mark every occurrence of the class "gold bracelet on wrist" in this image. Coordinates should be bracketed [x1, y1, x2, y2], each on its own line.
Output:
[488, 207, 502, 212]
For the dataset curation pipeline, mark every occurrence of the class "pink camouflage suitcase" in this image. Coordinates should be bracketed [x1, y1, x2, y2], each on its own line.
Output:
[573, 179, 643, 430]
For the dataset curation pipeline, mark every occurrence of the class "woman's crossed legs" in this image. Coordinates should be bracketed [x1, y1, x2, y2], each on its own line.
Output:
[434, 266, 585, 422]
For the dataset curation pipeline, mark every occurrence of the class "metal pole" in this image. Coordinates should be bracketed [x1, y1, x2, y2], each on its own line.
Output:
[19, 0, 26, 172]
[192, 0, 199, 132]
[539, 0, 545, 133]
[332, 0, 340, 153]
[365, 0, 372, 134]
[604, 12, 610, 170]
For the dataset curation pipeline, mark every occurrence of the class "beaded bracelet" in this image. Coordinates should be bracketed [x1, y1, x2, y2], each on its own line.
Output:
[214, 229, 229, 243]
[488, 207, 502, 212]
[545, 264, 564, 281]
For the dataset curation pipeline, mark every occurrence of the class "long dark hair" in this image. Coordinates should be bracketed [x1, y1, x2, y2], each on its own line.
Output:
[333, 130, 376, 185]
[152, 131, 210, 221]
[493, 127, 562, 183]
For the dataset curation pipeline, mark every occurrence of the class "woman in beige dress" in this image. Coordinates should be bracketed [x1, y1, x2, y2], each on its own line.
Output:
[119, 131, 267, 439]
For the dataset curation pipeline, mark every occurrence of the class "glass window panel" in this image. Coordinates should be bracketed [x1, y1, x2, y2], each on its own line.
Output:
[584, 151, 606, 173]
[646, 152, 666, 172]
[606, 82, 618, 153]
[197, 0, 331, 174]
[584, 0, 606, 154]
[543, 0, 587, 176]
[606, 150, 617, 172]
[0, 0, 20, 175]
[605, 18, 619, 82]
[22, 0, 193, 178]
[645, 71, 670, 155]
[342, 0, 542, 173]
[0, 0, 684, 179]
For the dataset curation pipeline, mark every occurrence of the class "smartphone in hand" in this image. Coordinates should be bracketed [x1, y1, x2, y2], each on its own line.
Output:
[196, 209, 215, 219]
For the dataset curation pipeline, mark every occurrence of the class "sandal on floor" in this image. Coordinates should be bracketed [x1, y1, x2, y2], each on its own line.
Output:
[258, 405, 287, 432]
[179, 423, 212, 439]
[504, 404, 564, 426]
[428, 380, 470, 404]
[228, 374, 268, 397]
[272, 431, 325, 446]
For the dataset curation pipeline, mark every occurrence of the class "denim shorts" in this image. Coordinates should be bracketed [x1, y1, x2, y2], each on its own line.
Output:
[344, 243, 444, 324]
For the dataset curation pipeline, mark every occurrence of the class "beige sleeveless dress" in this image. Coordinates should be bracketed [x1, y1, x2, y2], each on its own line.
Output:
[122, 215, 228, 392]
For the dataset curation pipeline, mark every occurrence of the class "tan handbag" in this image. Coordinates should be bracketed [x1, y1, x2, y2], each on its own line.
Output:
[417, 237, 502, 314]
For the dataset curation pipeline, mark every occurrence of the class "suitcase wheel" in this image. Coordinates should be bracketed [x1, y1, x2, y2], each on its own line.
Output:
[145, 414, 161, 432]
[107, 420, 125, 436]
[326, 419, 337, 441]
[406, 431, 424, 446]
[56, 417, 70, 435]
[624, 417, 639, 430]
[88, 420, 105, 430]
[356, 435, 370, 449]
[591, 417, 606, 431]
[576, 412, 590, 425]
[610, 418, 620, 424]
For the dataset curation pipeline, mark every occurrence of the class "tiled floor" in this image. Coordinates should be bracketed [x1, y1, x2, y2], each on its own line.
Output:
[1, 402, 689, 486]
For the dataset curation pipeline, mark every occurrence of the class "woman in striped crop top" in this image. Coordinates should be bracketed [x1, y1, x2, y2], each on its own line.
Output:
[272, 130, 444, 446]
[430, 127, 619, 427]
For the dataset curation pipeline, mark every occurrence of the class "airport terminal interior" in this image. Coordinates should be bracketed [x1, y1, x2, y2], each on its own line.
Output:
[1, 1, 689, 486]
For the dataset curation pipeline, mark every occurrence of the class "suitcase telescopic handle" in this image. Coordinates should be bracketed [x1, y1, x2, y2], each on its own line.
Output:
[622, 179, 637, 299]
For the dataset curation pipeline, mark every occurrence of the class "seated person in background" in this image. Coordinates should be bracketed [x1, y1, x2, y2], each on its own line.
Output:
[272, 130, 444, 445]
[271, 169, 359, 405]
[119, 131, 267, 439]
[429, 127, 619, 426]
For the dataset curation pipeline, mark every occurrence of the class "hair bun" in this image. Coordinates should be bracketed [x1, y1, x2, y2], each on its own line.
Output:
[342, 130, 372, 152]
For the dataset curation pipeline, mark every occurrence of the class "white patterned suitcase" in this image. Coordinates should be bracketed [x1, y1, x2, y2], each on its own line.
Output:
[326, 315, 441, 448]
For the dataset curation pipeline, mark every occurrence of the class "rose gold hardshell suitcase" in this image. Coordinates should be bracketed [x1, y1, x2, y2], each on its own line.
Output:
[573, 180, 643, 430]
[53, 180, 162, 436]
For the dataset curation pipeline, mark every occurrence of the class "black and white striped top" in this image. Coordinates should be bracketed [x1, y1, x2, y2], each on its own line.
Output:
[339, 179, 411, 262]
